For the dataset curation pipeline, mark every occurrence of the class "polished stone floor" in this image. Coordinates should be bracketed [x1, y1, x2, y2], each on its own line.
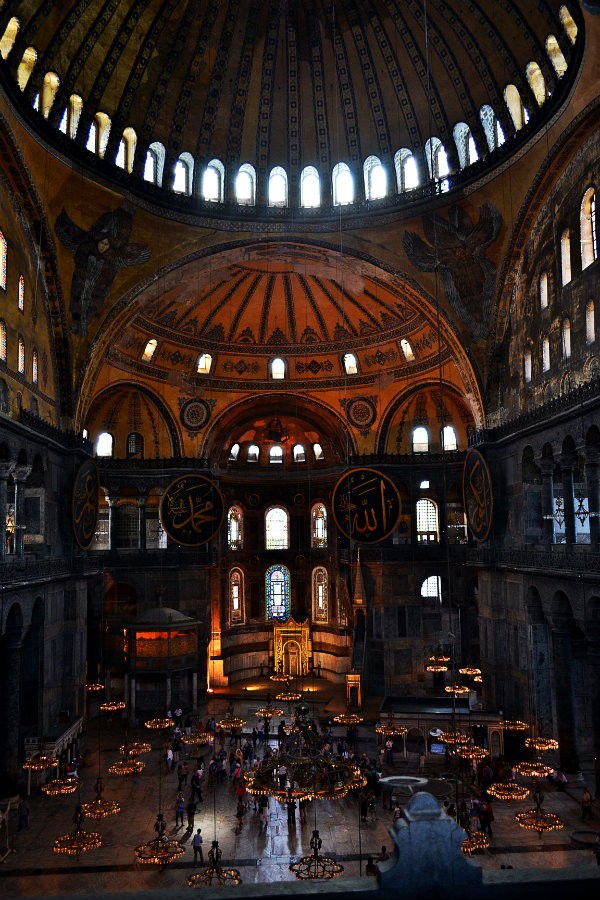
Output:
[1, 703, 599, 898]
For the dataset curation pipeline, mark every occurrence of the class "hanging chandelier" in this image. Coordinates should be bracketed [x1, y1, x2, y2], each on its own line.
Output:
[23, 752, 59, 772]
[182, 730, 213, 748]
[255, 697, 285, 720]
[276, 689, 303, 702]
[501, 719, 528, 731]
[375, 714, 407, 738]
[289, 829, 344, 880]
[85, 682, 104, 693]
[145, 717, 174, 730]
[444, 684, 470, 696]
[119, 741, 152, 757]
[81, 776, 121, 819]
[108, 757, 145, 776]
[99, 700, 126, 712]
[439, 731, 470, 745]
[461, 831, 490, 854]
[513, 760, 553, 779]
[270, 663, 290, 683]
[457, 745, 488, 762]
[426, 654, 450, 672]
[333, 710, 363, 726]
[187, 839, 242, 887]
[525, 737, 559, 753]
[487, 782, 530, 802]
[134, 813, 186, 866]
[41, 778, 78, 797]
[458, 666, 481, 677]
[216, 706, 246, 730]
[515, 786, 564, 837]
[53, 807, 102, 859]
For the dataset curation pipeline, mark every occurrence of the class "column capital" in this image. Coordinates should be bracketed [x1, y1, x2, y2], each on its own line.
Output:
[11, 464, 31, 483]
[0, 461, 16, 480]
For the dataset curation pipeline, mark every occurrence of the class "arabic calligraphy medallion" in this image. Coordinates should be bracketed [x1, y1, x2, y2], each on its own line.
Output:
[332, 468, 401, 544]
[72, 460, 100, 549]
[159, 474, 224, 546]
[463, 449, 493, 542]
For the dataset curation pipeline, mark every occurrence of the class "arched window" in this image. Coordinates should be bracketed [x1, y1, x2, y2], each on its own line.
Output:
[332, 162, 354, 206]
[364, 155, 387, 200]
[0, 377, 8, 413]
[266, 564, 290, 620]
[394, 148, 419, 191]
[562, 319, 571, 359]
[32, 349, 38, 384]
[504, 84, 527, 131]
[236, 164, 256, 205]
[247, 444, 260, 463]
[197, 352, 213, 374]
[265, 506, 289, 550]
[228, 506, 243, 550]
[0, 17, 19, 59]
[580, 188, 597, 270]
[229, 443, 240, 461]
[524, 346, 532, 383]
[230, 569, 244, 623]
[480, 105, 504, 151]
[343, 352, 358, 375]
[17, 47, 37, 91]
[293, 444, 306, 463]
[0, 230, 7, 289]
[441, 425, 458, 451]
[545, 35, 568, 77]
[268, 166, 288, 207]
[202, 159, 224, 202]
[96, 432, 114, 457]
[412, 426, 429, 453]
[400, 338, 414, 361]
[269, 445, 284, 464]
[142, 339, 158, 361]
[424, 137, 449, 181]
[526, 62, 546, 107]
[174, 154, 193, 194]
[561, 229, 571, 284]
[312, 567, 328, 622]
[67, 94, 83, 139]
[586, 300, 596, 344]
[270, 357, 286, 380]
[116, 127, 137, 173]
[313, 443, 324, 461]
[416, 498, 439, 542]
[145, 142, 165, 186]
[311, 503, 327, 549]
[127, 432, 144, 458]
[453, 122, 475, 169]
[539, 271, 548, 309]
[300, 166, 321, 207]
[421, 575, 442, 602]
[29, 396, 38, 417]
[0, 320, 7, 361]
[18, 336, 25, 374]
[86, 113, 111, 158]
[559, 5, 578, 43]
[18, 275, 24, 311]
[542, 335, 551, 372]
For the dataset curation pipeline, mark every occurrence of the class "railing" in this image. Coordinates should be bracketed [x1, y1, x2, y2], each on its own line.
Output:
[465, 545, 600, 575]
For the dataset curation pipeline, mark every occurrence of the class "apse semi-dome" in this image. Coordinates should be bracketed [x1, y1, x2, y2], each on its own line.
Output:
[0, 1, 582, 214]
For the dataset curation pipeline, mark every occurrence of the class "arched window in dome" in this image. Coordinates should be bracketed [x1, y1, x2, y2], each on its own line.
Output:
[0, 232, 5, 290]
[524, 345, 532, 383]
[311, 503, 327, 549]
[417, 499, 439, 543]
[96, 432, 114, 457]
[142, 339, 158, 361]
[559, 5, 577, 43]
[504, 84, 528, 131]
[395, 148, 419, 191]
[0, 320, 6, 361]
[17, 47, 37, 91]
[229, 443, 240, 461]
[562, 318, 571, 359]
[32, 348, 38, 384]
[127, 432, 144, 459]
[526, 62, 547, 107]
[30, 397, 38, 417]
[228, 506, 243, 550]
[86, 113, 111, 158]
[421, 575, 442, 602]
[343, 352, 358, 375]
[400, 338, 414, 361]
[332, 163, 354, 206]
[312, 567, 328, 622]
[313, 443, 324, 461]
[424, 137, 449, 182]
[542, 335, 551, 372]
[269, 166, 288, 207]
[270, 357, 286, 380]
[266, 564, 290, 620]
[300, 166, 321, 208]
[560, 228, 572, 284]
[229, 568, 244, 624]
[265, 506, 289, 550]
[0, 17, 19, 59]
[17, 336, 25, 374]
[116, 127, 137, 173]
[202, 158, 223, 201]
[580, 188, 597, 270]
[586, 300, 596, 344]
[453, 123, 477, 169]
[539, 271, 549, 309]
[480, 105, 505, 151]
[144, 142, 165, 186]
[196, 352, 212, 374]
[247, 444, 259, 463]
[293, 444, 306, 463]
[412, 426, 429, 453]
[441, 425, 458, 452]
[67, 94, 83, 139]
[269, 446, 284, 464]
[41, 71, 60, 119]
[545, 35, 568, 77]
[18, 275, 24, 311]
[58, 108, 67, 134]
[172, 153, 193, 194]
[364, 156, 387, 200]
[236, 164, 256, 205]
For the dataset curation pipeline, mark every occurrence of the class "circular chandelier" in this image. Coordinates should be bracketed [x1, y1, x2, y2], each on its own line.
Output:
[134, 813, 186, 867]
[216, 707, 246, 730]
[255, 699, 285, 720]
[41, 778, 78, 797]
[182, 730, 213, 748]
[444, 684, 470, 695]
[23, 752, 59, 772]
[461, 831, 490, 854]
[85, 682, 104, 693]
[145, 717, 174, 730]
[119, 741, 151, 756]
[99, 700, 126, 712]
[458, 667, 481, 677]
[487, 782, 530, 802]
[513, 760, 553, 779]
[108, 758, 145, 776]
[276, 689, 303, 702]
[439, 731, 470, 745]
[333, 711, 363, 726]
[81, 776, 120, 819]
[457, 745, 488, 762]
[53, 807, 102, 859]
[270, 664, 290, 683]
[289, 829, 343, 880]
[426, 654, 450, 673]
[525, 737, 559, 753]
[187, 839, 242, 887]
[375, 714, 407, 738]
[501, 719, 528, 731]
[515, 787, 564, 837]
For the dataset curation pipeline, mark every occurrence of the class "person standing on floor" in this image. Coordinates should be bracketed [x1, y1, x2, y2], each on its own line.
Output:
[186, 798, 197, 830]
[192, 828, 204, 865]
[175, 791, 185, 828]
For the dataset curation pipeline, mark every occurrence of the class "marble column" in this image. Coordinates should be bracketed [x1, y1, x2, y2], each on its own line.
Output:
[0, 633, 23, 785]
[552, 626, 580, 773]
[560, 453, 576, 546]
[12, 464, 32, 559]
[0, 461, 15, 561]
[585, 449, 600, 548]
[587, 634, 600, 797]
[539, 459, 555, 544]
[106, 494, 118, 550]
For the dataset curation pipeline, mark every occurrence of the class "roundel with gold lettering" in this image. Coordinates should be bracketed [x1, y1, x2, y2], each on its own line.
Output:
[332, 467, 401, 544]
[463, 449, 494, 542]
[159, 474, 224, 546]
[72, 459, 100, 549]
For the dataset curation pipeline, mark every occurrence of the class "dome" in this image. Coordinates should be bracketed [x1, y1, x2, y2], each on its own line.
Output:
[0, 1, 581, 213]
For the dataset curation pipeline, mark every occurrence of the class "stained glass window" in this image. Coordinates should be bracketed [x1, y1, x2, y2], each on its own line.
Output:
[228, 506, 243, 549]
[311, 503, 327, 548]
[265, 505, 289, 549]
[0, 320, 6, 361]
[0, 231, 6, 289]
[266, 565, 290, 620]
[18, 275, 24, 310]
[18, 336, 25, 374]
[230, 569, 243, 623]
[32, 348, 38, 384]
[312, 567, 328, 622]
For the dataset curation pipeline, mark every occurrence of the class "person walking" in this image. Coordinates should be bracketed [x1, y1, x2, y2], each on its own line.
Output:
[175, 791, 185, 828]
[186, 799, 197, 830]
[192, 828, 204, 865]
